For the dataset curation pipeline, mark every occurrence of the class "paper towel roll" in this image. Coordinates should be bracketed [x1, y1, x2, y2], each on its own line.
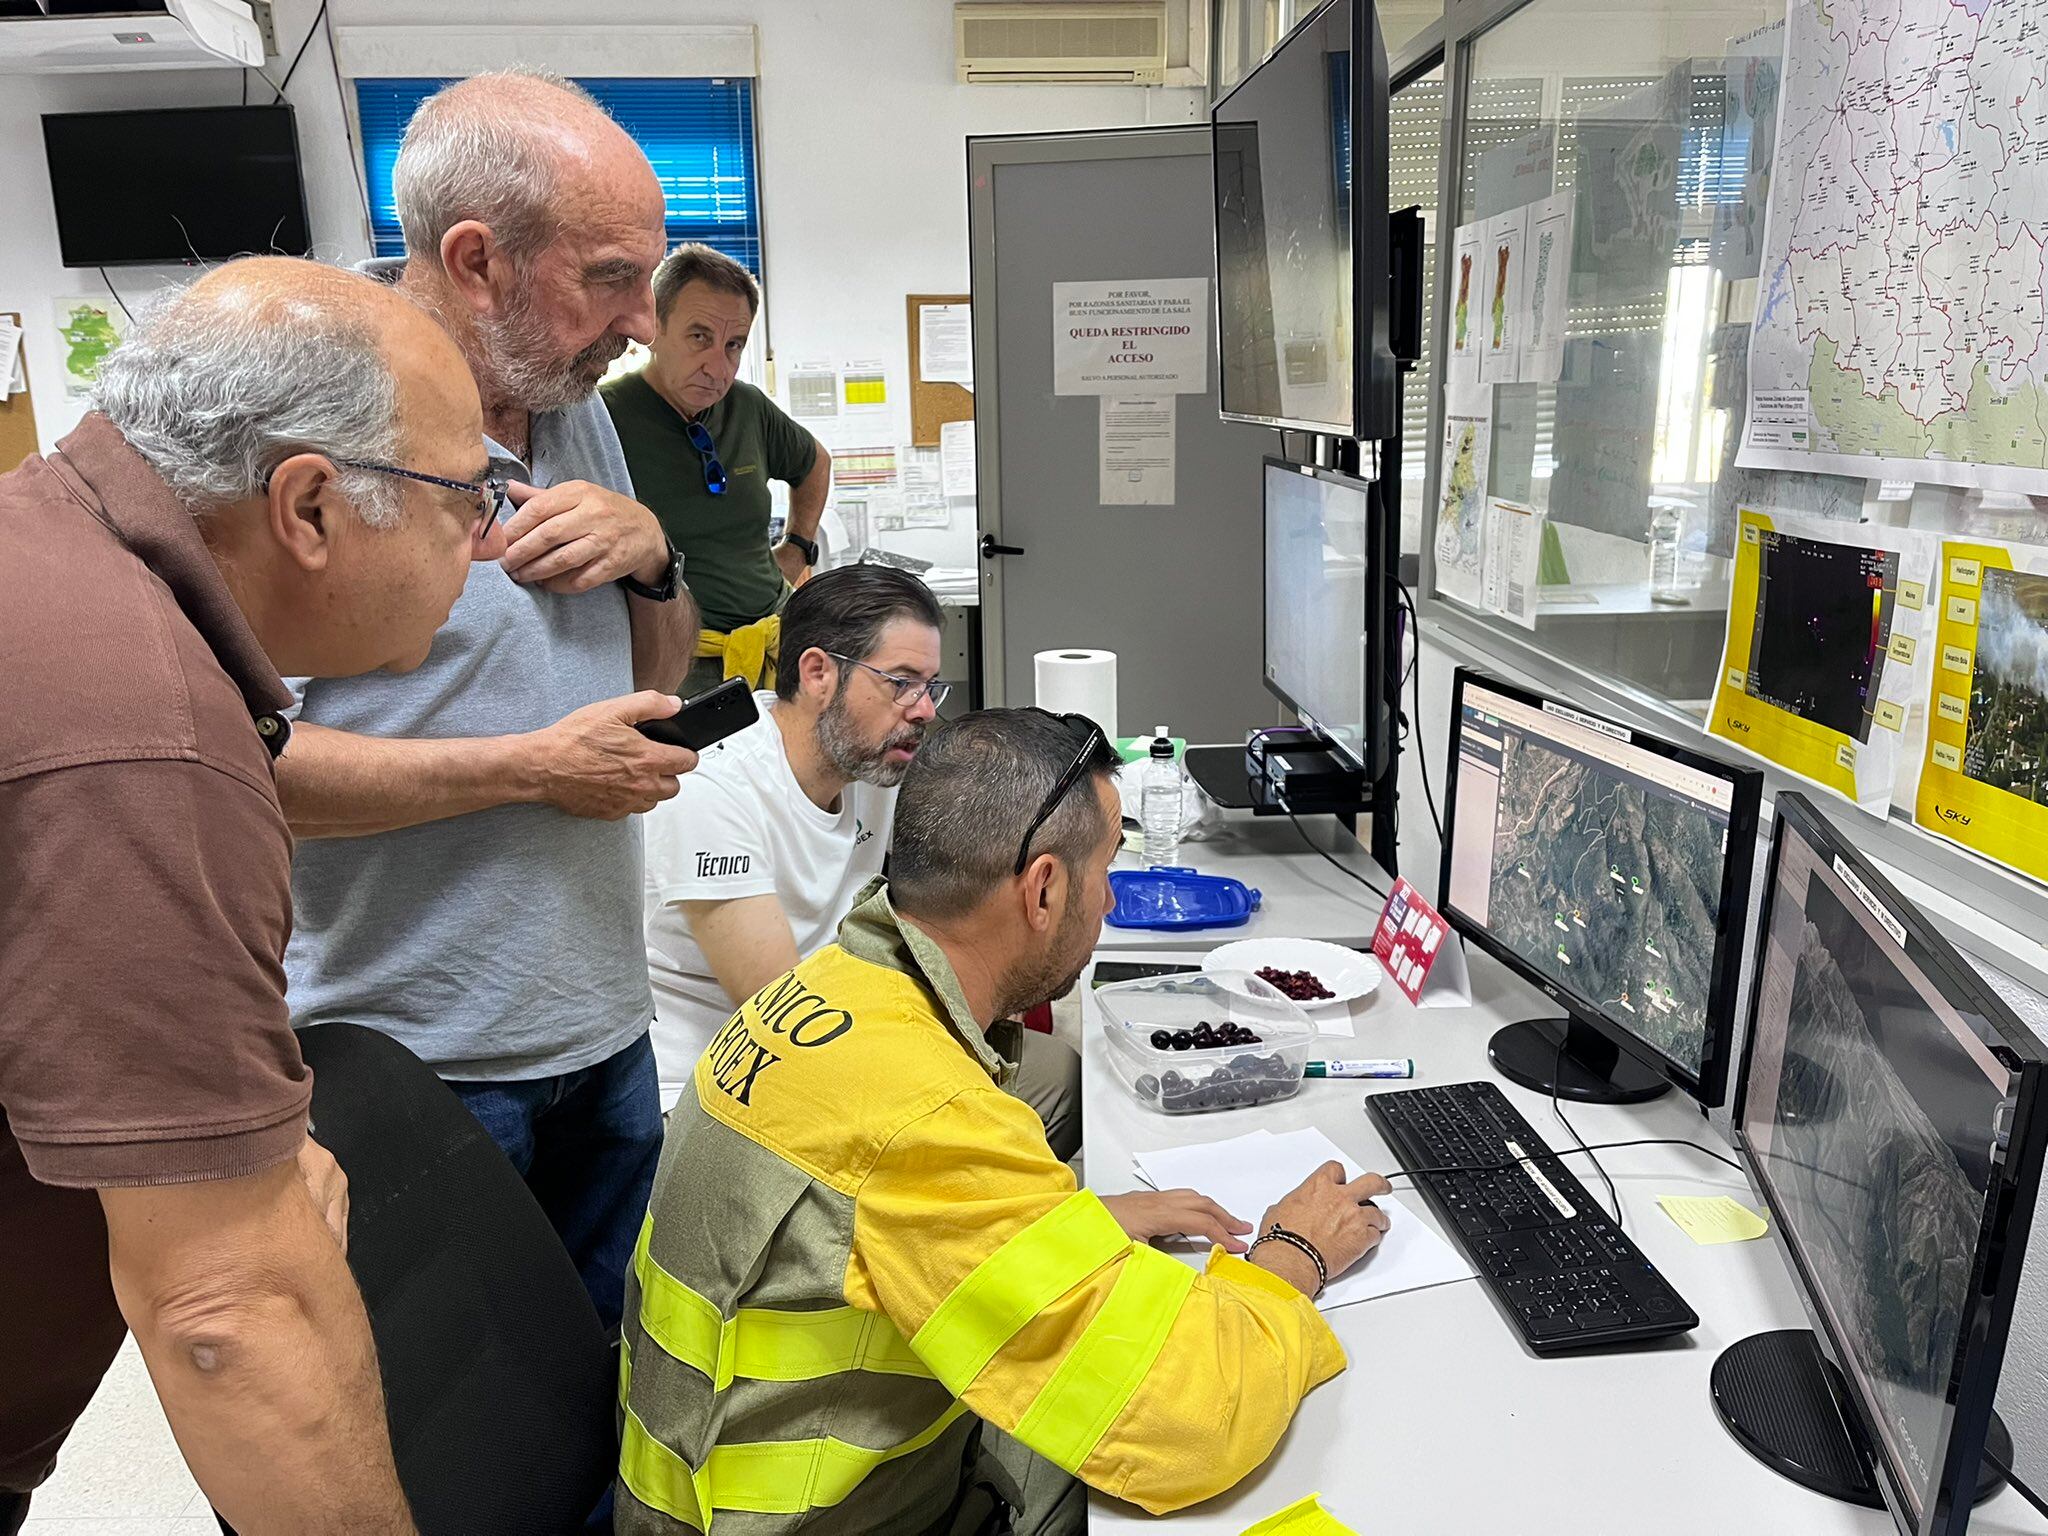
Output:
[1034, 649, 1118, 739]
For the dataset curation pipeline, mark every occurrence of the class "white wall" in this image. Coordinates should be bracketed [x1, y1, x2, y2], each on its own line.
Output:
[1, 0, 1203, 567]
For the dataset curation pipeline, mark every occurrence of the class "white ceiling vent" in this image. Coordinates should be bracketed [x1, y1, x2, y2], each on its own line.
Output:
[955, 1, 1169, 85]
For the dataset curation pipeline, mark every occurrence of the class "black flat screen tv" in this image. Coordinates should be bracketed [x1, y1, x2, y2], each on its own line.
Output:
[43, 104, 312, 268]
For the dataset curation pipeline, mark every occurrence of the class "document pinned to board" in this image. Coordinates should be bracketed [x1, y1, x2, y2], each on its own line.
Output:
[917, 302, 973, 388]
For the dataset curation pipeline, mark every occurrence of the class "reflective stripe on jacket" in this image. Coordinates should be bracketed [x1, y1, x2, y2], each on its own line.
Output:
[615, 881, 1346, 1533]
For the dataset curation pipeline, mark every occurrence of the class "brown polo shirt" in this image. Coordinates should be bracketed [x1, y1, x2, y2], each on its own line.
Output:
[0, 414, 311, 1494]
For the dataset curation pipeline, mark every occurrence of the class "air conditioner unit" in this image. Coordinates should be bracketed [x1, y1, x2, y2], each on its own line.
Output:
[0, 0, 267, 74]
[955, 1, 1169, 85]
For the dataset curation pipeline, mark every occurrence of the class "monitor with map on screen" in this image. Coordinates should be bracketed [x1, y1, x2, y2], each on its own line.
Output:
[1441, 668, 1762, 1105]
[1719, 791, 2046, 1536]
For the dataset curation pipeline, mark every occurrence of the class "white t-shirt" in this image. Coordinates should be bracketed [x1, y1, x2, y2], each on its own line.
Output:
[643, 692, 895, 1106]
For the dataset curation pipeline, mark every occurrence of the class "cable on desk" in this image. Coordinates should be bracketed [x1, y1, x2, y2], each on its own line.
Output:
[1986, 1447, 2048, 1523]
[1550, 1032, 1622, 1228]
[1378, 1134, 1744, 1187]
[1277, 789, 1389, 901]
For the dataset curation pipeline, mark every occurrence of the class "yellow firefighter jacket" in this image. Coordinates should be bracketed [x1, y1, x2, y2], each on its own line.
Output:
[615, 880, 1347, 1533]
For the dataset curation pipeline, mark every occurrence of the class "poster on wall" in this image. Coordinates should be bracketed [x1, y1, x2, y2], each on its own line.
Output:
[1051, 278, 1208, 396]
[1707, 507, 1934, 814]
[1913, 539, 2048, 886]
[1433, 382, 1493, 610]
[1522, 193, 1576, 385]
[1099, 396, 1176, 506]
[53, 297, 126, 400]
[1477, 207, 1528, 387]
[1447, 221, 1482, 388]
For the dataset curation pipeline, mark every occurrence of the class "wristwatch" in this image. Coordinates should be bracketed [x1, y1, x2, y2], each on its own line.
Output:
[621, 540, 685, 602]
[783, 531, 820, 567]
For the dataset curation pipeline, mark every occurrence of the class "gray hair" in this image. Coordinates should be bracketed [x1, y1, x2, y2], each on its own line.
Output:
[394, 70, 604, 267]
[91, 277, 402, 525]
[889, 710, 1121, 919]
[654, 242, 760, 325]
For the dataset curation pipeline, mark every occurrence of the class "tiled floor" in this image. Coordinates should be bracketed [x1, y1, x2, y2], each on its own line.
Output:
[17, 1339, 212, 1536]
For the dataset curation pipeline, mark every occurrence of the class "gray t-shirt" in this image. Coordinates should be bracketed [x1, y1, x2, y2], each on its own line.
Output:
[283, 393, 654, 1081]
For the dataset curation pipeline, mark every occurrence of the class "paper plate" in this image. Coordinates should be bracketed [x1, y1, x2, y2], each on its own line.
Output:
[1201, 937, 1381, 1008]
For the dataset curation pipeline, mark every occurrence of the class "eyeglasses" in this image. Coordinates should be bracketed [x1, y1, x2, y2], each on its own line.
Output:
[827, 651, 951, 710]
[1013, 709, 1117, 876]
[684, 420, 726, 496]
[301, 457, 506, 540]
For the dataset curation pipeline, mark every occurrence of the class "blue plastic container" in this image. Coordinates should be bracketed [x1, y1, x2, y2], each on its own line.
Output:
[1106, 866, 1263, 931]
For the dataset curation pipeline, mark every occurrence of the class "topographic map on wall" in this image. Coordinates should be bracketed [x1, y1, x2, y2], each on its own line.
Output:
[1738, 0, 2048, 493]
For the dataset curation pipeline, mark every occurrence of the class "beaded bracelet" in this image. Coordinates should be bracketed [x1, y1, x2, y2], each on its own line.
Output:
[1249, 1223, 1328, 1299]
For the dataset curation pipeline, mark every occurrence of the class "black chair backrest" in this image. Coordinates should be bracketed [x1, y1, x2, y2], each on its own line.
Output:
[297, 1022, 618, 1535]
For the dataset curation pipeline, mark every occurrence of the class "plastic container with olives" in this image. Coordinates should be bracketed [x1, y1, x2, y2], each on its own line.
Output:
[1095, 971, 1316, 1115]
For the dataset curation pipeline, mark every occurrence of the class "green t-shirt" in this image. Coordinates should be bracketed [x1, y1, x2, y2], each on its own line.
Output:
[601, 370, 818, 633]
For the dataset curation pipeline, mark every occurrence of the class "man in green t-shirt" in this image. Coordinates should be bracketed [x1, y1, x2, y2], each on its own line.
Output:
[602, 244, 831, 696]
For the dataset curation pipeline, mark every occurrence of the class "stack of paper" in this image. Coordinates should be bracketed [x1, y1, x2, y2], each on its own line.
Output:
[1130, 1126, 1475, 1311]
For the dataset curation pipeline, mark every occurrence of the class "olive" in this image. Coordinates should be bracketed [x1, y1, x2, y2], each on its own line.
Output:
[1134, 1073, 1160, 1101]
[1149, 1029, 1173, 1050]
[1169, 1030, 1194, 1050]
[1161, 1071, 1189, 1095]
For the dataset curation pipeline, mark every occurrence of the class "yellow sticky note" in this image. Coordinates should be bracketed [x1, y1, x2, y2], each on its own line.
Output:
[1241, 1495, 1360, 1536]
[1659, 1195, 1768, 1245]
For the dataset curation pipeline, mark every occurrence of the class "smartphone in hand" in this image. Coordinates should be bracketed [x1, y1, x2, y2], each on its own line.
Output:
[637, 676, 760, 752]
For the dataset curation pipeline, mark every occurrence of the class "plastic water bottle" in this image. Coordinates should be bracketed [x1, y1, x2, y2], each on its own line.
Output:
[1141, 725, 1182, 866]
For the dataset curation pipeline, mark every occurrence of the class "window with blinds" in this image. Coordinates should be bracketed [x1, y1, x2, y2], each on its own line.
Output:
[354, 76, 763, 270]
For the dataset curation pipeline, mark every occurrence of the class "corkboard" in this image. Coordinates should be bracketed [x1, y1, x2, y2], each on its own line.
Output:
[906, 293, 975, 447]
[0, 314, 39, 474]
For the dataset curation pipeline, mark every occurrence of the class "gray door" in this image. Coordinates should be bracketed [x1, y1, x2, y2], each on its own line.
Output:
[969, 127, 1276, 741]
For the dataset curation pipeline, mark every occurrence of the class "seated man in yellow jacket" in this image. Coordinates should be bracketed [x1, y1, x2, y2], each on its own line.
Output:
[619, 708, 1393, 1534]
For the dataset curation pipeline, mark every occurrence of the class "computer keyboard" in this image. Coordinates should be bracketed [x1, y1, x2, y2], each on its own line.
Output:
[1365, 1079, 1697, 1354]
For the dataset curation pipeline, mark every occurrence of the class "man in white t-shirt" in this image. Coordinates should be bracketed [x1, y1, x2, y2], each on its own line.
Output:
[644, 564, 1081, 1153]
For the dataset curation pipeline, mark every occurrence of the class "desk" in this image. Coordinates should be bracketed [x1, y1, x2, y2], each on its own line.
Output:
[1078, 944, 2045, 1534]
[1105, 809, 1386, 953]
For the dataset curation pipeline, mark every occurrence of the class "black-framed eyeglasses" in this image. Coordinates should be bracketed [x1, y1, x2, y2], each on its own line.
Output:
[827, 651, 951, 710]
[1013, 709, 1117, 876]
[684, 420, 727, 496]
[278, 457, 506, 540]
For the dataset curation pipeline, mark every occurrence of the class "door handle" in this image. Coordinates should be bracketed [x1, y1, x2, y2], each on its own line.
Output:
[980, 534, 1025, 560]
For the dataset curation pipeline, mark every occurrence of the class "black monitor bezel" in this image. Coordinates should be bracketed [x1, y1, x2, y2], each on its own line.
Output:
[1438, 665, 1763, 1105]
[1209, 0, 1396, 441]
[1260, 455, 1378, 778]
[41, 103, 312, 269]
[1732, 792, 2048, 1536]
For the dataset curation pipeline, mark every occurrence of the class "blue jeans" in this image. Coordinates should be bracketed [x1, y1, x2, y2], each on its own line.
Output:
[446, 1031, 662, 1333]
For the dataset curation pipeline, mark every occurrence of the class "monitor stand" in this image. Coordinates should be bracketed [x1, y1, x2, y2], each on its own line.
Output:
[1712, 1329, 2011, 1508]
[1488, 1014, 1669, 1105]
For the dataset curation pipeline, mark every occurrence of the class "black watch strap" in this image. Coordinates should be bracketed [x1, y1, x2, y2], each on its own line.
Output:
[784, 531, 820, 566]
[621, 542, 684, 602]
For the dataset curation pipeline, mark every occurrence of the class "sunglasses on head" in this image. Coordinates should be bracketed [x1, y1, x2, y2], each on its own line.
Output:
[1012, 709, 1117, 876]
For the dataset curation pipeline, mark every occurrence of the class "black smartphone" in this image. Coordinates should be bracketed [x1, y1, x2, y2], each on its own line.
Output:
[1090, 960, 1201, 988]
[637, 676, 760, 752]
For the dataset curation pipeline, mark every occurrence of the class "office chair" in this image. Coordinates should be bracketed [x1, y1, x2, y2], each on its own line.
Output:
[220, 1022, 619, 1535]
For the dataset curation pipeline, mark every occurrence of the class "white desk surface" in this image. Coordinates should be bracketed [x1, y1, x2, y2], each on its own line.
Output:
[1078, 935, 2046, 1535]
[1106, 810, 1387, 953]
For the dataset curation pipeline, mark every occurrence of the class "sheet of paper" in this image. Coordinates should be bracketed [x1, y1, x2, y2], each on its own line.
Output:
[940, 419, 977, 499]
[1477, 206, 1530, 386]
[0, 320, 23, 398]
[834, 445, 898, 489]
[787, 361, 838, 419]
[1099, 395, 1175, 505]
[1523, 192, 1575, 384]
[1482, 496, 1545, 628]
[1052, 278, 1208, 396]
[918, 302, 973, 388]
[1433, 382, 1492, 609]
[1133, 1127, 1476, 1311]
[1447, 221, 1483, 386]
[1657, 1195, 1768, 1245]
[841, 362, 887, 410]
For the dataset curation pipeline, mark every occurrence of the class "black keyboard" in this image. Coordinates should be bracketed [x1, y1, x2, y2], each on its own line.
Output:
[1365, 1079, 1697, 1354]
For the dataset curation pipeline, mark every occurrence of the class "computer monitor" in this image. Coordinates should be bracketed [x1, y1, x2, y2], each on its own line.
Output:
[1212, 0, 1395, 440]
[1263, 458, 1374, 776]
[1723, 792, 2046, 1534]
[1440, 668, 1762, 1105]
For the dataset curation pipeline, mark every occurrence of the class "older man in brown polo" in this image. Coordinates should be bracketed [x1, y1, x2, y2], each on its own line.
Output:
[0, 257, 527, 1534]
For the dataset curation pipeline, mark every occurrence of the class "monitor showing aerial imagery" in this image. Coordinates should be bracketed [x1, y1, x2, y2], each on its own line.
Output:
[1445, 679, 1743, 1082]
[1742, 803, 2023, 1526]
